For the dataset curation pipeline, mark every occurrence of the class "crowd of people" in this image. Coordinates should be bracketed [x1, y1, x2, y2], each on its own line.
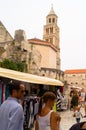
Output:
[0, 80, 61, 130]
[0, 79, 86, 130]
[68, 88, 86, 130]
[68, 88, 86, 116]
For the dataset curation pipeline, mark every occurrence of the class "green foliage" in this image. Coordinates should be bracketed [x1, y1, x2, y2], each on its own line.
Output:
[0, 59, 17, 70]
[16, 61, 27, 72]
[0, 59, 27, 72]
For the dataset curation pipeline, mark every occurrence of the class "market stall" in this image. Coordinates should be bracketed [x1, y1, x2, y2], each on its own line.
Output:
[0, 67, 63, 86]
[0, 67, 64, 129]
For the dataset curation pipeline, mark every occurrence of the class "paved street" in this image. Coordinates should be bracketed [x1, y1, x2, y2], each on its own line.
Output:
[59, 107, 86, 130]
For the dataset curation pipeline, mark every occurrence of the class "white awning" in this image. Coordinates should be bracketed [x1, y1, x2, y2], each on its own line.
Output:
[0, 67, 63, 86]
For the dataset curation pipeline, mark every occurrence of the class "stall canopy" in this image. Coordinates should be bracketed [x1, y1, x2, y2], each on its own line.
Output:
[0, 67, 63, 86]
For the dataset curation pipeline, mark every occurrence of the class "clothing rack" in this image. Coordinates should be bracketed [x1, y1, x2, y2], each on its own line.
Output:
[23, 96, 39, 130]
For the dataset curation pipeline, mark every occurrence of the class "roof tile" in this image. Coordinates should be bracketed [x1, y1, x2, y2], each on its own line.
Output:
[65, 69, 86, 74]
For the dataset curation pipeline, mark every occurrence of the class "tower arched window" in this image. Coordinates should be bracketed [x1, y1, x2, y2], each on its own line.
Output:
[49, 18, 51, 23]
[46, 28, 49, 34]
[52, 18, 55, 23]
[50, 27, 53, 34]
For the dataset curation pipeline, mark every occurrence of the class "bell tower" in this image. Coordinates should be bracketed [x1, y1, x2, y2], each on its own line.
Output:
[43, 5, 60, 69]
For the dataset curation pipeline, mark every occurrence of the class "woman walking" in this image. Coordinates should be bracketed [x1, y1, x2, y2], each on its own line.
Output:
[35, 91, 61, 130]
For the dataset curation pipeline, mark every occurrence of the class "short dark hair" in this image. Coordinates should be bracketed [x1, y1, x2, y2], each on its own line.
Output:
[8, 80, 23, 95]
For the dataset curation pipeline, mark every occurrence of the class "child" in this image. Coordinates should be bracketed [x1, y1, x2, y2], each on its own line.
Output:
[74, 106, 83, 123]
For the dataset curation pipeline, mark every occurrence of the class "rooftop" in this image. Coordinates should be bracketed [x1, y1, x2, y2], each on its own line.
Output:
[65, 69, 86, 74]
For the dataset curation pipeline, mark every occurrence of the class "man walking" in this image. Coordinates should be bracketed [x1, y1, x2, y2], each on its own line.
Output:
[0, 80, 25, 130]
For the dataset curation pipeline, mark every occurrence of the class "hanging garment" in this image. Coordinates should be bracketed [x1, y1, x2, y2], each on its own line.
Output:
[5, 84, 9, 100]
[34, 97, 39, 116]
[23, 97, 34, 130]
[56, 97, 61, 111]
[2, 83, 5, 103]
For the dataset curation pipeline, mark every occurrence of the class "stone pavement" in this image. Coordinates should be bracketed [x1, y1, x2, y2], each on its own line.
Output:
[59, 107, 86, 130]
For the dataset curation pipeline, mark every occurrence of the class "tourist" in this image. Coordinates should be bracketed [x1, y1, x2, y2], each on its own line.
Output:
[74, 106, 83, 123]
[0, 80, 25, 130]
[35, 91, 61, 130]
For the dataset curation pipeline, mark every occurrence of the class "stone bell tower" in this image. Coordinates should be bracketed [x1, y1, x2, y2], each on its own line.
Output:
[43, 5, 60, 69]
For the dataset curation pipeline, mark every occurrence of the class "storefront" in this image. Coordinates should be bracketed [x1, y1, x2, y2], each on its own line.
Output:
[0, 67, 63, 129]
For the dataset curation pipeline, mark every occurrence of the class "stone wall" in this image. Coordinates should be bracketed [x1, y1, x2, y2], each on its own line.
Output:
[0, 21, 13, 42]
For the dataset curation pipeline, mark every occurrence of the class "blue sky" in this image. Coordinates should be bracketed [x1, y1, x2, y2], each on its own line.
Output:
[0, 0, 86, 71]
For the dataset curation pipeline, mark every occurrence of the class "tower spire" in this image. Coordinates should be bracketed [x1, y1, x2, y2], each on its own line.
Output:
[49, 4, 55, 15]
[51, 3, 53, 9]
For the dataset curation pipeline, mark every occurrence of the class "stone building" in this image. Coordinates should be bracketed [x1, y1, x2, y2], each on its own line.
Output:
[64, 69, 86, 89]
[0, 6, 64, 82]
[0, 21, 13, 61]
[27, 6, 64, 81]
[0, 21, 13, 42]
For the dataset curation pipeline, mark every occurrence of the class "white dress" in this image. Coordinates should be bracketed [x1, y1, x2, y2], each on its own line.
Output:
[37, 110, 53, 130]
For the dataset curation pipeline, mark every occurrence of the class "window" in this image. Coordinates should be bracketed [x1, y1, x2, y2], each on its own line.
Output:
[50, 27, 53, 34]
[50, 38, 53, 44]
[52, 18, 55, 23]
[85, 74, 86, 78]
[46, 28, 49, 34]
[49, 18, 51, 23]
